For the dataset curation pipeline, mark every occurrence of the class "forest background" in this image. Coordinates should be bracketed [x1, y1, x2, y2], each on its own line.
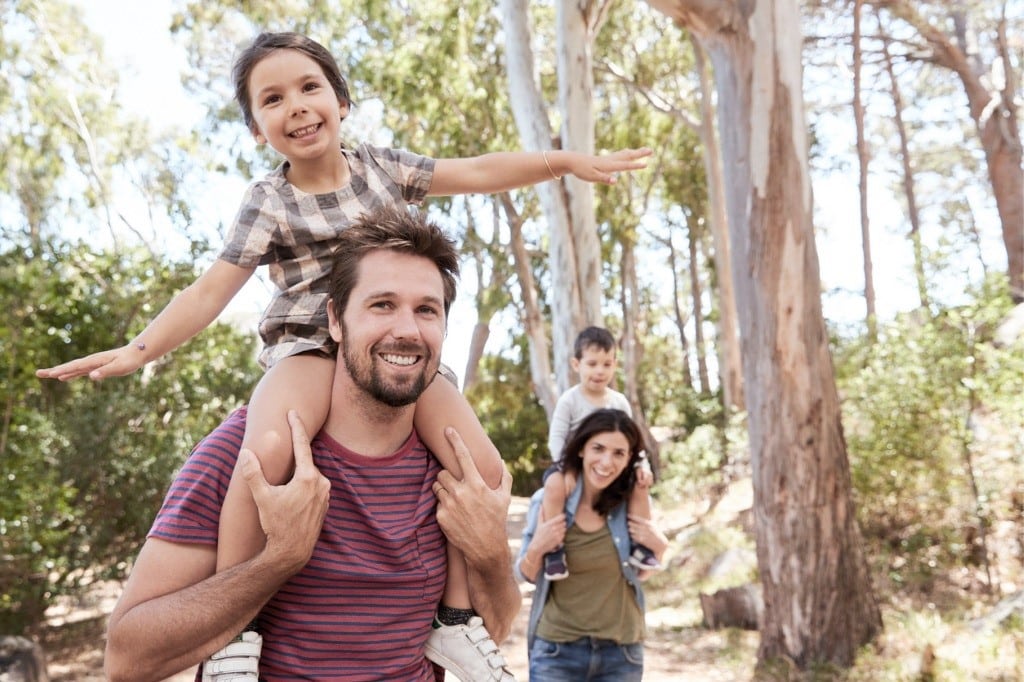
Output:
[2, 0, 1022, 679]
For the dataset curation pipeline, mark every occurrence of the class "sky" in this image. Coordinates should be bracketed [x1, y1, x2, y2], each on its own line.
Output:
[73, 1, 1006, 380]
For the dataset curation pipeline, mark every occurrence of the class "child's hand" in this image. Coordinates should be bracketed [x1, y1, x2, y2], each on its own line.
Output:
[36, 344, 146, 382]
[634, 458, 654, 488]
[567, 147, 652, 184]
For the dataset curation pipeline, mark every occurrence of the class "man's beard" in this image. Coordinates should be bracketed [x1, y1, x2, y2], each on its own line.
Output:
[340, 329, 433, 408]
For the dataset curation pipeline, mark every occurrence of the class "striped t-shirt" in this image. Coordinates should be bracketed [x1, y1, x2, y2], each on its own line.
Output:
[150, 407, 447, 680]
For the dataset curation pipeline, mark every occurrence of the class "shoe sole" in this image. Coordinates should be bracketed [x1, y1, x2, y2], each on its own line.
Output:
[424, 646, 478, 682]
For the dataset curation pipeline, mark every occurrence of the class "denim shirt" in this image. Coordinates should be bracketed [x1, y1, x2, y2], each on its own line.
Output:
[514, 481, 647, 650]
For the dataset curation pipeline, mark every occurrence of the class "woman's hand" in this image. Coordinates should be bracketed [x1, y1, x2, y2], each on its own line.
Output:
[628, 514, 669, 563]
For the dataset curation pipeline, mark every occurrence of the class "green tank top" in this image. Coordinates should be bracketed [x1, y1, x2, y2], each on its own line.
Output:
[535, 522, 644, 643]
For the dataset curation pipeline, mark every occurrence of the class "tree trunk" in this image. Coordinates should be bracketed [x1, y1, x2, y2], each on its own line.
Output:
[878, 20, 929, 310]
[644, 0, 882, 668]
[664, 230, 695, 389]
[500, 0, 610, 391]
[620, 235, 661, 466]
[693, 36, 744, 411]
[686, 210, 711, 393]
[499, 194, 559, 417]
[853, 0, 877, 341]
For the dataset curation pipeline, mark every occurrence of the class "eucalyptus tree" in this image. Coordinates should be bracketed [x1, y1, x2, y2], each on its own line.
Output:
[863, 1, 1023, 301]
[645, 0, 882, 669]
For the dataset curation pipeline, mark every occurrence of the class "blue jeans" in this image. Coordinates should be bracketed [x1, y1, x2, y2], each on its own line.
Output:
[529, 636, 643, 681]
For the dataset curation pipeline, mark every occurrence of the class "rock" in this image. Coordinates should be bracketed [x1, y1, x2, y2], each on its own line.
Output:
[0, 636, 49, 682]
[699, 583, 763, 630]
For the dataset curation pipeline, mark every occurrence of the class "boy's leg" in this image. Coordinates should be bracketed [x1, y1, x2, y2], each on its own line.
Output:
[540, 472, 569, 581]
[204, 354, 334, 682]
[415, 373, 514, 681]
[217, 354, 334, 570]
[415, 372, 503, 487]
[625, 484, 662, 571]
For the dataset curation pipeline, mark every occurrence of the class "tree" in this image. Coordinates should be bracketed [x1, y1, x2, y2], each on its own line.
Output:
[499, 0, 608, 392]
[868, 1, 1023, 302]
[644, 0, 882, 668]
[1, 242, 260, 632]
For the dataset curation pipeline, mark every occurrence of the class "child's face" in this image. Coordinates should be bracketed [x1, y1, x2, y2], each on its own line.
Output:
[247, 48, 349, 164]
[572, 345, 618, 394]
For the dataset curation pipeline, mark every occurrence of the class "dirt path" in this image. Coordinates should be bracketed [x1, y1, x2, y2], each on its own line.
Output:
[46, 496, 755, 680]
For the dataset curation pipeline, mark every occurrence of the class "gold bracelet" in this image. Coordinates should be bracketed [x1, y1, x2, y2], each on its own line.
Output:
[542, 150, 561, 180]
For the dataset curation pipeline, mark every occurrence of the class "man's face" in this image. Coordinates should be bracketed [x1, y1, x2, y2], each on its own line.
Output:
[329, 249, 446, 407]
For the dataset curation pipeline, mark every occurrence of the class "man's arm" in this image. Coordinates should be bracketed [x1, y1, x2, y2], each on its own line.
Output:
[432, 427, 521, 644]
[105, 412, 330, 682]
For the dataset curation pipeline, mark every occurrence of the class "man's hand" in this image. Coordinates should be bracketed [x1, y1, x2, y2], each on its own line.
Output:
[243, 410, 330, 574]
[432, 426, 520, 642]
[432, 427, 512, 564]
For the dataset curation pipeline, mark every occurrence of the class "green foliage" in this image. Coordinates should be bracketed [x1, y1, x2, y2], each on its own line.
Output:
[464, 344, 549, 497]
[0, 242, 260, 632]
[836, 276, 1024, 593]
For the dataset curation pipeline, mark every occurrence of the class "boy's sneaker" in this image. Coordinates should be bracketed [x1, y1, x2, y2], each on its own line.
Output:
[202, 630, 261, 681]
[543, 549, 569, 581]
[627, 544, 663, 571]
[425, 616, 516, 681]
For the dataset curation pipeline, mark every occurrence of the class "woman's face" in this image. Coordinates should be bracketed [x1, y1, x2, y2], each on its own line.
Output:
[580, 429, 632, 493]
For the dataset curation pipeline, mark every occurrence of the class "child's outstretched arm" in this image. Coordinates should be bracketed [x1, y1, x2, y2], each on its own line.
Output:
[428, 147, 652, 196]
[36, 259, 255, 381]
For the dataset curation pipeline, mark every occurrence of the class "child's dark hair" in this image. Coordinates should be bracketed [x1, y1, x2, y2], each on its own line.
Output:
[574, 326, 616, 359]
[559, 408, 643, 516]
[232, 32, 352, 134]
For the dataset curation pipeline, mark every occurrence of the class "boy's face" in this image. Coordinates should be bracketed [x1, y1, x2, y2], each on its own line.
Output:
[571, 345, 618, 394]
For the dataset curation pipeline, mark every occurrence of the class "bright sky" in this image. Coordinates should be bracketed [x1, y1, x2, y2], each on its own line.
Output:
[75, 1, 1005, 380]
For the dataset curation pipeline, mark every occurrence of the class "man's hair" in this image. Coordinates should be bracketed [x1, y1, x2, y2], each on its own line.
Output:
[574, 326, 617, 359]
[329, 206, 459, 321]
[232, 32, 353, 134]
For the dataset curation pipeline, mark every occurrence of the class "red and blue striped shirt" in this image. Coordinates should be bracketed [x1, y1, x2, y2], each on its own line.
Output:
[150, 407, 446, 680]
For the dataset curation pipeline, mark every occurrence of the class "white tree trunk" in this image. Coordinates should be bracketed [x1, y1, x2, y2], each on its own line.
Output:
[693, 36, 744, 411]
[500, 0, 606, 392]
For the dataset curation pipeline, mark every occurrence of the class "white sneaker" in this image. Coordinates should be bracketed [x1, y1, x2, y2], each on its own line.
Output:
[425, 616, 516, 681]
[202, 630, 262, 681]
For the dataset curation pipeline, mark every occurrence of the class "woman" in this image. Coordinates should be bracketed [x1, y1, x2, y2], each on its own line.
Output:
[516, 409, 669, 681]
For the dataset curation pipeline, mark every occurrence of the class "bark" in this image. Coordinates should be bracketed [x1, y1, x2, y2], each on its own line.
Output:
[873, 0, 1024, 301]
[644, 0, 882, 668]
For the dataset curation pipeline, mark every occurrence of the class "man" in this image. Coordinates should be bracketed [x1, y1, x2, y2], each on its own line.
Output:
[104, 206, 520, 681]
